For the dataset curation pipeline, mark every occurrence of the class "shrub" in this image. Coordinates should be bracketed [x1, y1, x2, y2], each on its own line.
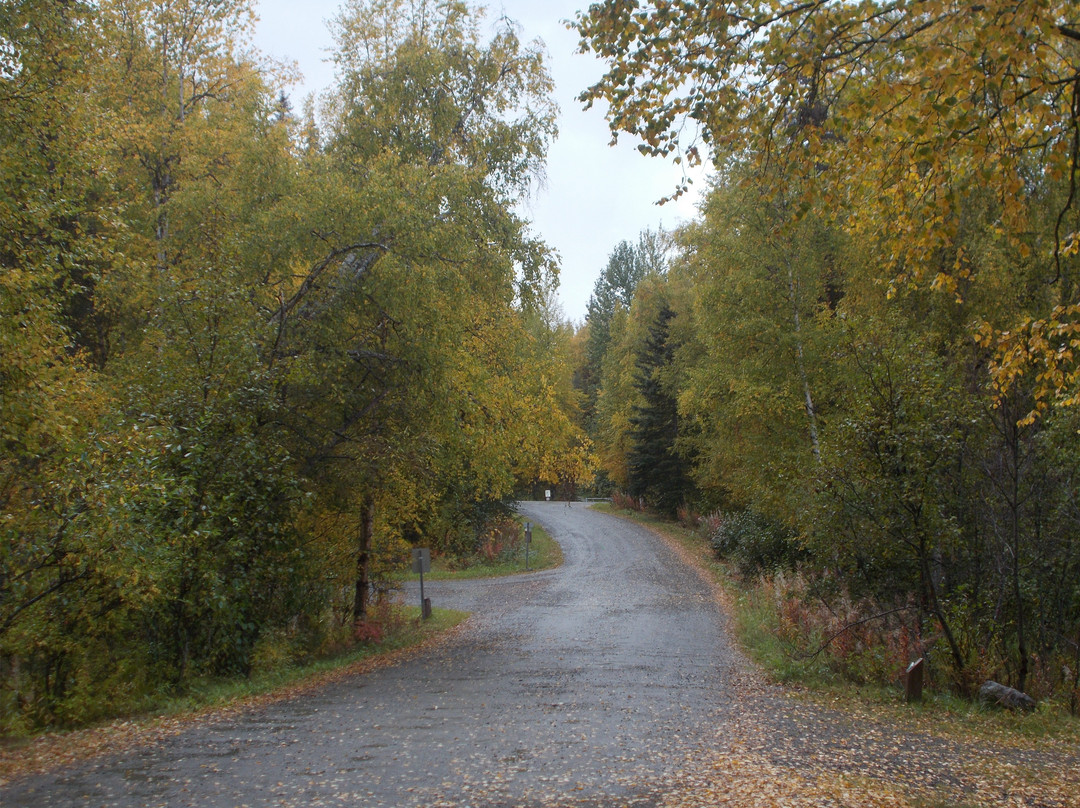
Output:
[746, 571, 925, 688]
[676, 503, 700, 530]
[699, 509, 725, 540]
[250, 627, 302, 676]
[353, 620, 385, 645]
[709, 510, 803, 576]
[477, 516, 522, 563]
[352, 601, 408, 646]
[611, 491, 643, 511]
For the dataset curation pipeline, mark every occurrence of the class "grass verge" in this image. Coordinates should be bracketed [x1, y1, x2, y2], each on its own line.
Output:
[0, 606, 469, 783]
[159, 606, 469, 715]
[591, 502, 1080, 747]
[407, 518, 562, 581]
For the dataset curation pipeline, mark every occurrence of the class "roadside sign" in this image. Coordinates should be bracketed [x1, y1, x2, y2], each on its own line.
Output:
[412, 548, 432, 620]
[411, 547, 430, 574]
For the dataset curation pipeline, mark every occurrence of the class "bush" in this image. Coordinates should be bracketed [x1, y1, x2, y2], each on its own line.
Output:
[709, 509, 803, 576]
[699, 509, 725, 540]
[250, 627, 303, 675]
[739, 571, 925, 688]
[611, 491, 643, 511]
[477, 516, 523, 563]
[353, 601, 408, 646]
[676, 503, 700, 530]
[434, 512, 526, 570]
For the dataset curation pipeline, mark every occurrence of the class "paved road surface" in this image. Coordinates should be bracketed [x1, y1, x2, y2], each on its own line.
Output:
[4, 502, 740, 807]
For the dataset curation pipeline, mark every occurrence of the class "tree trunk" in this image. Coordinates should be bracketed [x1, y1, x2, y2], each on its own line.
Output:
[1009, 429, 1029, 694]
[918, 533, 968, 694]
[1071, 627, 1080, 716]
[1000, 399, 1030, 693]
[785, 257, 821, 464]
[353, 494, 374, 622]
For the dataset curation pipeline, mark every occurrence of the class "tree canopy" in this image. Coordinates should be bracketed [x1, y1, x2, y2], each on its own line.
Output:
[570, 1, 1080, 704]
[0, 0, 590, 730]
[576, 0, 1080, 417]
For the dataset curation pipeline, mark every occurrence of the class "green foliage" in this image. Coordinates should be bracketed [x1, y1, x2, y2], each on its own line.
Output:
[676, 173, 837, 523]
[0, 0, 589, 732]
[627, 302, 694, 516]
[577, 229, 671, 444]
[414, 517, 561, 579]
[562, 17, 1080, 692]
[708, 511, 803, 578]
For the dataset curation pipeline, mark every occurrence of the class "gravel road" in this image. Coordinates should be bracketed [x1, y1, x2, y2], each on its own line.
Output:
[3, 501, 741, 808]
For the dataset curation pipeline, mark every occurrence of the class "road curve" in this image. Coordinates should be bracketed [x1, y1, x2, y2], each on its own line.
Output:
[3, 502, 741, 807]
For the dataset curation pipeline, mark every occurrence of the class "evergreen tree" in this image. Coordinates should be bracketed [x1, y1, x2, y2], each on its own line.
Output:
[579, 242, 641, 425]
[578, 229, 670, 433]
[627, 303, 691, 515]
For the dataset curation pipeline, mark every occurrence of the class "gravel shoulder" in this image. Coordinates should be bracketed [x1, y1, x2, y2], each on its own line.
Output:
[621, 509, 1080, 808]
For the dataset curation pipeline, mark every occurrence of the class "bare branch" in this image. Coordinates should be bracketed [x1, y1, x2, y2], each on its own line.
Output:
[796, 606, 915, 661]
[270, 241, 389, 324]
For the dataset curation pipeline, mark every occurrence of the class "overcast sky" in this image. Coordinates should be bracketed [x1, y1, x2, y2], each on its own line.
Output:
[252, 0, 707, 323]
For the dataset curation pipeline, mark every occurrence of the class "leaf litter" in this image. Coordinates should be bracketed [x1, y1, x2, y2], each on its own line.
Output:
[642, 519, 1080, 808]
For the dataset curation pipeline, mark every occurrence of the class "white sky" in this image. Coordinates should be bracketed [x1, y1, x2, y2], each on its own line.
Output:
[252, 0, 707, 324]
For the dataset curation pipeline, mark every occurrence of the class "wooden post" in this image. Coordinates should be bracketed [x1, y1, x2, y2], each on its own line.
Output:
[412, 548, 432, 620]
[905, 657, 924, 703]
[354, 494, 374, 622]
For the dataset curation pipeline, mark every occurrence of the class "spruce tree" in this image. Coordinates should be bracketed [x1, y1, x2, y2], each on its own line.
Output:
[579, 229, 671, 433]
[627, 303, 691, 515]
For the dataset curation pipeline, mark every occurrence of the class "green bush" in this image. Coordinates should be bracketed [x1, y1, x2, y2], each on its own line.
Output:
[709, 510, 802, 576]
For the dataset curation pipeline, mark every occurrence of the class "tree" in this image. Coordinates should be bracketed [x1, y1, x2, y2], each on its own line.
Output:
[579, 228, 670, 440]
[676, 171, 838, 520]
[327, 0, 557, 300]
[1, 0, 587, 730]
[299, 0, 562, 618]
[668, 161, 1080, 697]
[575, 0, 1080, 415]
[0, 0, 132, 725]
[627, 302, 692, 515]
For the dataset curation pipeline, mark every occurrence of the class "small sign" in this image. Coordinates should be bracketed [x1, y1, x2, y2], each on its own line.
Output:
[411, 547, 431, 574]
[545, 489, 551, 501]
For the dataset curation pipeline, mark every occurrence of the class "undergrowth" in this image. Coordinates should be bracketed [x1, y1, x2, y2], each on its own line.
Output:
[1, 605, 467, 741]
[410, 516, 562, 580]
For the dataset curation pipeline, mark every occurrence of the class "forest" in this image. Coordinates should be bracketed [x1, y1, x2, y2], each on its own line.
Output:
[1, 0, 590, 730]
[574, 0, 1080, 710]
[2, 0, 1079, 731]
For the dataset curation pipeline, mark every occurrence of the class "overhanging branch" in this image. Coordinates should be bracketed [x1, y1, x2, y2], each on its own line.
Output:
[271, 241, 389, 325]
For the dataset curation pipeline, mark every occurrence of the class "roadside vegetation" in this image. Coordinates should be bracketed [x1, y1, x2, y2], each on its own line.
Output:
[409, 516, 562, 581]
[1, 0, 591, 734]
[0, 605, 467, 781]
[6, 0, 1080, 759]
[571, 0, 1080, 718]
[595, 501, 1080, 749]
[114, 605, 469, 727]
